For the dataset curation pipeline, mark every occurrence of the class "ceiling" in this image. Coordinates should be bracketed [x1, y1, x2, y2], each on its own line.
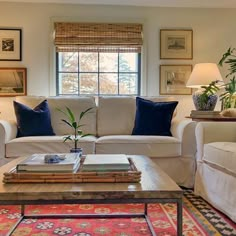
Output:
[1, 0, 236, 8]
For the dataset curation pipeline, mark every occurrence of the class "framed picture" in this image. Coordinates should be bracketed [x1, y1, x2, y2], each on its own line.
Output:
[160, 29, 193, 59]
[160, 65, 192, 95]
[0, 68, 27, 96]
[0, 29, 22, 61]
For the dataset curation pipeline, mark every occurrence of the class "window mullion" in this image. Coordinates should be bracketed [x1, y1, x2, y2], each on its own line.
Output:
[98, 52, 100, 96]
[137, 53, 141, 95]
[78, 52, 80, 95]
[118, 53, 120, 95]
[56, 52, 59, 95]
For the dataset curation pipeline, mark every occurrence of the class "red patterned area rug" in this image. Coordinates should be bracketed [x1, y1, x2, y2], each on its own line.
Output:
[0, 191, 235, 236]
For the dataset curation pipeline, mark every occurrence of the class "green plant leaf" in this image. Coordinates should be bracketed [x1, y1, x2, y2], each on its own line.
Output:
[61, 119, 72, 128]
[219, 47, 236, 78]
[56, 107, 69, 118]
[65, 107, 75, 123]
[220, 91, 228, 98]
[76, 124, 85, 130]
[72, 121, 77, 129]
[81, 133, 92, 138]
[200, 81, 220, 97]
[79, 107, 94, 120]
[77, 130, 83, 135]
[63, 135, 72, 142]
[219, 47, 232, 66]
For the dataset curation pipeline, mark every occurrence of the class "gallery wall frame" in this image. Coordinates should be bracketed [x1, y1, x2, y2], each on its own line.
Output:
[160, 64, 192, 95]
[160, 29, 193, 59]
[0, 67, 27, 96]
[0, 28, 22, 61]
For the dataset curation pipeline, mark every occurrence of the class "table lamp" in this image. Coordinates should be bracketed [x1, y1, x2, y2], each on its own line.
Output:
[186, 63, 223, 110]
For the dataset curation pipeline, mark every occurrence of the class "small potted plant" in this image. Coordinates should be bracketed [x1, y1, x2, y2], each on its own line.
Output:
[219, 47, 236, 109]
[57, 107, 93, 155]
[194, 81, 221, 111]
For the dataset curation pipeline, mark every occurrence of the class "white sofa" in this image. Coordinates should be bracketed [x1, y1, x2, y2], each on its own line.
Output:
[194, 122, 236, 222]
[0, 96, 197, 188]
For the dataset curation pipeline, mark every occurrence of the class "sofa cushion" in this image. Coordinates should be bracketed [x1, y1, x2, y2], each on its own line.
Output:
[6, 135, 97, 158]
[97, 96, 135, 136]
[16, 96, 97, 136]
[14, 100, 55, 137]
[203, 142, 236, 175]
[95, 135, 181, 157]
[97, 96, 177, 136]
[132, 97, 178, 136]
[47, 97, 97, 136]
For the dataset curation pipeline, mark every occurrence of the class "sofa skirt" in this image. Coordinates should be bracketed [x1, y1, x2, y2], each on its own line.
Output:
[151, 155, 196, 188]
[194, 161, 236, 223]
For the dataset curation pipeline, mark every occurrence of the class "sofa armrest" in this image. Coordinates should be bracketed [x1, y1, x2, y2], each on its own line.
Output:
[171, 119, 197, 159]
[0, 120, 17, 158]
[195, 121, 236, 161]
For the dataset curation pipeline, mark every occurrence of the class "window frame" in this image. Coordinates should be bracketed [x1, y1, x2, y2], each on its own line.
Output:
[55, 51, 141, 96]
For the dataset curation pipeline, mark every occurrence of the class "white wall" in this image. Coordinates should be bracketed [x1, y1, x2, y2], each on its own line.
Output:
[0, 2, 234, 120]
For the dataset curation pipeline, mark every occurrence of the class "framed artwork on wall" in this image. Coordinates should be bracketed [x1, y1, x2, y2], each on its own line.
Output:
[0, 68, 27, 96]
[160, 29, 193, 59]
[160, 64, 192, 95]
[0, 28, 22, 61]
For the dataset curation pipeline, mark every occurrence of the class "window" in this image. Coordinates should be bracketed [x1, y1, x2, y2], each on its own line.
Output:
[54, 22, 143, 96]
[56, 52, 140, 95]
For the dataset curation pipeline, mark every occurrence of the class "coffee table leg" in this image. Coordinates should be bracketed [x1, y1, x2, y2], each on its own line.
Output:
[144, 203, 157, 236]
[177, 199, 183, 236]
[6, 205, 25, 236]
[144, 203, 148, 214]
[21, 204, 25, 215]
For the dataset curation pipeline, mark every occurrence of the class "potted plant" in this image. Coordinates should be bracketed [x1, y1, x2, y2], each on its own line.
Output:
[193, 81, 221, 111]
[219, 47, 236, 109]
[57, 107, 93, 155]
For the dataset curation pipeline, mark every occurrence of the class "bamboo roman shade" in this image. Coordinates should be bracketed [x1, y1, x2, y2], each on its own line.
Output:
[54, 22, 143, 53]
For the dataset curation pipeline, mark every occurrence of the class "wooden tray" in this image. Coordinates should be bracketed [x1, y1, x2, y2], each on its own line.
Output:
[3, 158, 141, 184]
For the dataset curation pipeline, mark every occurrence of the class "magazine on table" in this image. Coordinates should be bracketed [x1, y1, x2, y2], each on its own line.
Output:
[16, 153, 81, 173]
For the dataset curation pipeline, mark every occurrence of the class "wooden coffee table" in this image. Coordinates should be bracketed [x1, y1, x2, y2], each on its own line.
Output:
[0, 155, 183, 236]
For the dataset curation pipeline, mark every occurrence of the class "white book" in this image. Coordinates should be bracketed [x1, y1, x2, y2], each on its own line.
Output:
[82, 154, 130, 171]
[17, 153, 81, 172]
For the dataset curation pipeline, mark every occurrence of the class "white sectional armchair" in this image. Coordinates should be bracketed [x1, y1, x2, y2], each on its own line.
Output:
[194, 122, 236, 222]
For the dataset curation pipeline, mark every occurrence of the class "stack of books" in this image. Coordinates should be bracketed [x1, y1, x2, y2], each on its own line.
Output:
[190, 110, 221, 118]
[81, 154, 131, 172]
[16, 153, 81, 173]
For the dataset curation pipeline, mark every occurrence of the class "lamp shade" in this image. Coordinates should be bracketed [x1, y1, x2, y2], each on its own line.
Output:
[186, 63, 223, 88]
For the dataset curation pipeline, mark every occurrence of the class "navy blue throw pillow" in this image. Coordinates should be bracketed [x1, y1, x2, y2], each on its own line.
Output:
[14, 100, 55, 137]
[132, 97, 178, 136]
